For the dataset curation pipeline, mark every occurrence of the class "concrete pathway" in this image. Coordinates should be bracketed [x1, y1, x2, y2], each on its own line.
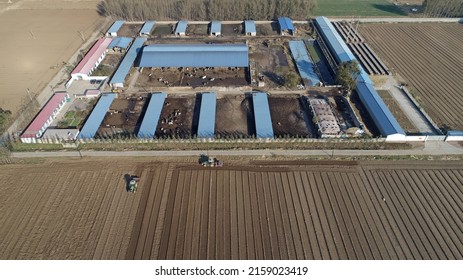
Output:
[10, 142, 463, 158]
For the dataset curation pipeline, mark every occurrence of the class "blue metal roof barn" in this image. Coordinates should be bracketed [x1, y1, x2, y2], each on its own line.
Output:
[245, 20, 256, 35]
[278, 17, 294, 35]
[197, 92, 217, 138]
[210, 21, 221, 36]
[314, 16, 356, 64]
[108, 37, 132, 50]
[314, 16, 404, 138]
[137, 93, 167, 138]
[78, 93, 116, 139]
[288, 40, 320, 86]
[138, 44, 249, 67]
[252, 92, 274, 138]
[140, 21, 156, 36]
[110, 37, 146, 87]
[106, 20, 125, 36]
[175, 20, 188, 35]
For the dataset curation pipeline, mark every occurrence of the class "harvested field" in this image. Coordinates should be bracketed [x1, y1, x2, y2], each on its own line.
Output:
[137, 67, 248, 88]
[377, 90, 419, 134]
[117, 23, 142, 37]
[359, 23, 463, 130]
[221, 24, 243, 36]
[215, 94, 254, 137]
[268, 96, 312, 137]
[0, 3, 104, 114]
[156, 96, 195, 138]
[1, 159, 463, 260]
[98, 97, 146, 137]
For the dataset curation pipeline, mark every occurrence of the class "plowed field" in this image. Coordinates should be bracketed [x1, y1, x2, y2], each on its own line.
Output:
[1, 159, 462, 260]
[359, 23, 463, 130]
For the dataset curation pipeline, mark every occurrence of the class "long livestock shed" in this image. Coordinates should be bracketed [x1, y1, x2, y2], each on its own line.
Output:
[20, 92, 68, 143]
[109, 37, 146, 88]
[71, 37, 113, 80]
[78, 93, 116, 139]
[137, 93, 167, 138]
[288, 40, 320, 86]
[138, 44, 249, 68]
[106, 20, 125, 37]
[197, 92, 217, 138]
[140, 21, 156, 36]
[175, 20, 188, 36]
[210, 21, 221, 36]
[252, 92, 274, 139]
[278, 17, 294, 35]
[314, 16, 405, 140]
[245, 20, 256, 36]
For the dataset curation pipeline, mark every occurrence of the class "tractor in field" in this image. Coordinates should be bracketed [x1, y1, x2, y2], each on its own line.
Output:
[128, 175, 140, 193]
[198, 154, 223, 167]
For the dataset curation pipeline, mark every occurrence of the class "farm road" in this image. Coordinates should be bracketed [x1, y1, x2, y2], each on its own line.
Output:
[10, 141, 463, 158]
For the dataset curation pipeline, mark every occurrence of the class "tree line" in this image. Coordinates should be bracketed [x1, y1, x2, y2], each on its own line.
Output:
[423, 0, 463, 17]
[97, 0, 317, 21]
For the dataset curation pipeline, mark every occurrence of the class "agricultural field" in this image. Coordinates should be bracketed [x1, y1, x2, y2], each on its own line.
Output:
[314, 0, 406, 16]
[0, 0, 104, 115]
[359, 23, 463, 130]
[1, 158, 462, 259]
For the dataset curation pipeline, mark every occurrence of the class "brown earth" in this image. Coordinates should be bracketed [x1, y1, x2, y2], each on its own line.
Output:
[359, 23, 463, 130]
[0, 158, 462, 260]
[0, 0, 104, 114]
[215, 94, 253, 137]
[377, 90, 419, 134]
[98, 97, 146, 137]
[117, 23, 142, 37]
[268, 96, 312, 137]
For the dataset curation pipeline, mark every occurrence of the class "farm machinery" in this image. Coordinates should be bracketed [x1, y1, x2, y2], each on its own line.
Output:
[198, 154, 223, 167]
[128, 175, 140, 193]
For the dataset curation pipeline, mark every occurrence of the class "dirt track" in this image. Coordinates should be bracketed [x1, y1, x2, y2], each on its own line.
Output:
[1, 158, 462, 259]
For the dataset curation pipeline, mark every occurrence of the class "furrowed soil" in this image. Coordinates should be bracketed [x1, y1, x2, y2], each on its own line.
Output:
[1, 158, 462, 260]
[359, 23, 463, 130]
[0, 0, 105, 114]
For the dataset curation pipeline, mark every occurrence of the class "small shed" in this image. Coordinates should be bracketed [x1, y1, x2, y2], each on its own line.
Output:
[106, 20, 125, 37]
[210, 21, 221, 36]
[175, 20, 188, 36]
[252, 92, 274, 139]
[197, 92, 217, 139]
[244, 20, 256, 36]
[107, 37, 132, 52]
[139, 21, 156, 36]
[278, 17, 294, 36]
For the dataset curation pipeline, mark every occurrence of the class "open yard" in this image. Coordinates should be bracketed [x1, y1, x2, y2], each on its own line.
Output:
[156, 96, 195, 138]
[268, 96, 312, 138]
[1, 158, 462, 259]
[117, 23, 142, 37]
[98, 96, 147, 137]
[359, 23, 463, 130]
[0, 0, 104, 115]
[249, 39, 296, 88]
[215, 94, 254, 137]
[377, 90, 419, 134]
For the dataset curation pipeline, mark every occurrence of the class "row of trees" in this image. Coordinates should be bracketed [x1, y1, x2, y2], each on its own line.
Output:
[422, 0, 463, 17]
[97, 0, 317, 21]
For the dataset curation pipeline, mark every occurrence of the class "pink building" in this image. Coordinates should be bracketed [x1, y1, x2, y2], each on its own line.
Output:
[21, 92, 68, 143]
[70, 37, 113, 81]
